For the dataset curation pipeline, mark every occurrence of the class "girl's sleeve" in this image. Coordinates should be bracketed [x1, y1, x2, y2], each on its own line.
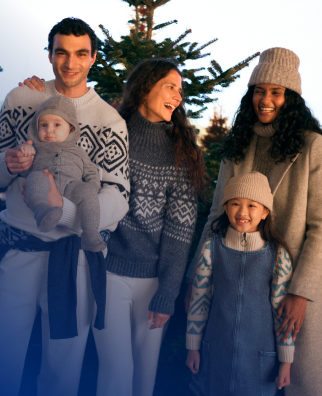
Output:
[271, 246, 295, 363]
[186, 238, 213, 350]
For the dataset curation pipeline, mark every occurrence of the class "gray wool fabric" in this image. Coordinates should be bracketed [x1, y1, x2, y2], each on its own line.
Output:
[248, 47, 302, 95]
[24, 96, 105, 251]
[106, 110, 198, 315]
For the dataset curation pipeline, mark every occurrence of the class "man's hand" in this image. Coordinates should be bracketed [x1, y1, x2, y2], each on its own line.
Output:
[276, 294, 307, 343]
[5, 140, 34, 174]
[148, 311, 170, 330]
[18, 76, 45, 92]
[275, 362, 291, 390]
[186, 350, 200, 374]
[185, 282, 193, 314]
[22, 169, 63, 209]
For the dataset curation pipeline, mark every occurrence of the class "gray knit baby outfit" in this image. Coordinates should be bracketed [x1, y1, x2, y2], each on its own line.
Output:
[22, 95, 106, 252]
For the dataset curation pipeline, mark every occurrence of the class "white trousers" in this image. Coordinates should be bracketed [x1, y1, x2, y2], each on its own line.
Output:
[92, 272, 164, 396]
[0, 249, 94, 396]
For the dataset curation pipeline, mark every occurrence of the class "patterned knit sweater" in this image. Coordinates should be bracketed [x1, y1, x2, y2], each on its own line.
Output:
[0, 80, 130, 241]
[106, 111, 198, 315]
[186, 227, 295, 363]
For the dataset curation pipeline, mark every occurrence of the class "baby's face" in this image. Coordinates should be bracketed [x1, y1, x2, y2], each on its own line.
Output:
[38, 114, 72, 143]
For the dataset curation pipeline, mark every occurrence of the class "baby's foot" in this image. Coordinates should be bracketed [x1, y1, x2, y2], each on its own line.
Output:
[34, 204, 63, 232]
[81, 229, 107, 252]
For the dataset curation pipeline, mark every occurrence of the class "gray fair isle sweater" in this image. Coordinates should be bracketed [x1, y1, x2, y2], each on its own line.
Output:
[0, 80, 130, 241]
[106, 110, 198, 315]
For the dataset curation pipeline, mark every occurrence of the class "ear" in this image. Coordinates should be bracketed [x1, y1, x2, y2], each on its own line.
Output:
[262, 207, 269, 220]
[90, 51, 97, 67]
[70, 125, 75, 133]
[224, 204, 228, 215]
[48, 52, 53, 65]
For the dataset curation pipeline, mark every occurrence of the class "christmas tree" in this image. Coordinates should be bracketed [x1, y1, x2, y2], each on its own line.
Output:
[88, 0, 259, 118]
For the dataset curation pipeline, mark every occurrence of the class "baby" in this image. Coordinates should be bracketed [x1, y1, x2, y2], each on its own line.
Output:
[19, 95, 106, 252]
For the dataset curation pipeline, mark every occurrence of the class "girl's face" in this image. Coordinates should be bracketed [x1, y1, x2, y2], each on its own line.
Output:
[224, 197, 269, 233]
[139, 69, 182, 123]
[252, 83, 286, 124]
[38, 114, 72, 142]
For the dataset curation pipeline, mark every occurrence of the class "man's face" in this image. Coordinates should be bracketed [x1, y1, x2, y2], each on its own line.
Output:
[49, 33, 96, 96]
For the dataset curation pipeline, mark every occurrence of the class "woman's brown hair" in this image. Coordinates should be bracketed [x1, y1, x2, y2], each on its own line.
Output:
[118, 59, 208, 197]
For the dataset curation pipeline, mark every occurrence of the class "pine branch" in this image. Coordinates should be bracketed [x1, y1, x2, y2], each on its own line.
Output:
[130, 29, 140, 46]
[99, 25, 119, 50]
[153, 20, 178, 30]
[96, 52, 123, 87]
[195, 38, 218, 52]
[160, 29, 191, 55]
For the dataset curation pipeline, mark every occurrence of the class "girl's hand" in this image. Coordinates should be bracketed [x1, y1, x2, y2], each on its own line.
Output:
[186, 350, 200, 374]
[148, 311, 170, 330]
[275, 362, 291, 390]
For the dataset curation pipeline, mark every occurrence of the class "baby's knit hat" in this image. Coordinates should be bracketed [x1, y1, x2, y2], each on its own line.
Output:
[221, 172, 273, 211]
[248, 47, 302, 95]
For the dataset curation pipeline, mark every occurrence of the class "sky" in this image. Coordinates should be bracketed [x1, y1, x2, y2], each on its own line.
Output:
[1, 0, 322, 128]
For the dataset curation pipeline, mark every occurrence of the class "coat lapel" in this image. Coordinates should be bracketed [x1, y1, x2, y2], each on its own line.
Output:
[233, 133, 300, 196]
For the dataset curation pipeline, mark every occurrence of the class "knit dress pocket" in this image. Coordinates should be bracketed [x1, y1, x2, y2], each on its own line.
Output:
[260, 351, 278, 396]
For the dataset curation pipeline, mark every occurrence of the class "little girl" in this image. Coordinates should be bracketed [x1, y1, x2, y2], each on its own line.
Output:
[186, 172, 294, 396]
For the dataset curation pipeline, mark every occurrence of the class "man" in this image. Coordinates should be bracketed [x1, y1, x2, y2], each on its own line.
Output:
[0, 17, 129, 396]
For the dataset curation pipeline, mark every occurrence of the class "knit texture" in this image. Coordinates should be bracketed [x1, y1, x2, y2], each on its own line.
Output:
[0, 80, 130, 241]
[221, 171, 273, 211]
[248, 47, 302, 95]
[106, 110, 197, 315]
[252, 122, 276, 178]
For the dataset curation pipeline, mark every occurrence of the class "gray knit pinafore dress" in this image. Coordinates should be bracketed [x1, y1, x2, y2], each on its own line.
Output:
[190, 234, 279, 396]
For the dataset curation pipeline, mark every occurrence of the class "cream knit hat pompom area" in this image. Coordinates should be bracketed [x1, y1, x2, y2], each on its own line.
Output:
[221, 172, 273, 212]
[248, 47, 302, 95]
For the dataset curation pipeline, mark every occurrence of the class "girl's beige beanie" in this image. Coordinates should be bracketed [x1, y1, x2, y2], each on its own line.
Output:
[221, 172, 273, 211]
[248, 47, 302, 95]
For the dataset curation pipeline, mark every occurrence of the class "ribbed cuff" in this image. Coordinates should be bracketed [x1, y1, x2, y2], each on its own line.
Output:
[58, 197, 78, 229]
[277, 345, 294, 363]
[186, 334, 202, 350]
[148, 293, 175, 316]
[0, 151, 17, 188]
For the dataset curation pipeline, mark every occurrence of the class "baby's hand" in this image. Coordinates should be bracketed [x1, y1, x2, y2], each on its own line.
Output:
[275, 362, 291, 390]
[186, 350, 200, 374]
[19, 143, 35, 157]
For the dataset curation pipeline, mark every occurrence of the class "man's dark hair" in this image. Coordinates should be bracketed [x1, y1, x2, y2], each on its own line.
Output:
[48, 17, 97, 56]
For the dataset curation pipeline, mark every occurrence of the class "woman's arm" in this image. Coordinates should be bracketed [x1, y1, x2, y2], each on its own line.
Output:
[271, 246, 295, 362]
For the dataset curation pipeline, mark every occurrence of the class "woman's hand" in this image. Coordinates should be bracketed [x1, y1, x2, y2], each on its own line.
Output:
[18, 76, 45, 92]
[276, 294, 307, 342]
[5, 140, 34, 174]
[185, 282, 193, 314]
[186, 350, 200, 374]
[22, 169, 63, 209]
[275, 362, 291, 390]
[147, 311, 170, 330]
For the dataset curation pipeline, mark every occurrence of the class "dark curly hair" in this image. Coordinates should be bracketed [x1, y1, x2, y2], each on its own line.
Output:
[118, 59, 208, 196]
[48, 18, 97, 57]
[220, 86, 322, 164]
[211, 212, 292, 261]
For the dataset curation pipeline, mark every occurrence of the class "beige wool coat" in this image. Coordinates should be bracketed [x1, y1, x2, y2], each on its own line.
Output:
[188, 131, 322, 396]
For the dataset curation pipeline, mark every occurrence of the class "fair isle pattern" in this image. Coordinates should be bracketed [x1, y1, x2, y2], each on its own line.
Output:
[187, 239, 213, 346]
[0, 101, 129, 201]
[120, 159, 197, 243]
[271, 247, 295, 347]
[0, 220, 35, 250]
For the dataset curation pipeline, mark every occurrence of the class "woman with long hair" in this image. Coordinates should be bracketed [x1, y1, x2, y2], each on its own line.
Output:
[91, 59, 207, 396]
[186, 47, 322, 396]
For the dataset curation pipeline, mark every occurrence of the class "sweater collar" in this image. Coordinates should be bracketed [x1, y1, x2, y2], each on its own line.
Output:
[253, 121, 275, 138]
[127, 110, 174, 149]
[223, 225, 265, 252]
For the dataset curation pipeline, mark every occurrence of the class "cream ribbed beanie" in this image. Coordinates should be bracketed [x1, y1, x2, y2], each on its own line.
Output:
[248, 47, 302, 95]
[221, 172, 273, 211]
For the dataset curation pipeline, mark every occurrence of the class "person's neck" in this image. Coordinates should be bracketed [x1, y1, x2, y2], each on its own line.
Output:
[54, 80, 89, 98]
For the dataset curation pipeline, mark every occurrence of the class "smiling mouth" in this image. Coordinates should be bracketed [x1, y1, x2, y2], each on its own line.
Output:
[164, 103, 175, 110]
[259, 107, 275, 113]
[63, 71, 78, 76]
[236, 219, 249, 224]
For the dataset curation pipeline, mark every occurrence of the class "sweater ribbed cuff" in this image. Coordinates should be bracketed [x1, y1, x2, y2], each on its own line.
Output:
[148, 293, 175, 316]
[58, 197, 78, 230]
[186, 334, 202, 350]
[0, 151, 17, 188]
[277, 345, 294, 363]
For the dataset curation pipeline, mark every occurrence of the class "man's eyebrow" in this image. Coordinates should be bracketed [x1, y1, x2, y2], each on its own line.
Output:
[54, 48, 90, 54]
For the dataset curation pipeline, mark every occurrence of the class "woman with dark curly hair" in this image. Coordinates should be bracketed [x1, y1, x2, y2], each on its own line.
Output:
[186, 47, 322, 396]
[91, 59, 206, 396]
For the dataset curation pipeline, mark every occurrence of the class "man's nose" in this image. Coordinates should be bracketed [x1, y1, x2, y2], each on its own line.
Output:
[65, 55, 77, 69]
